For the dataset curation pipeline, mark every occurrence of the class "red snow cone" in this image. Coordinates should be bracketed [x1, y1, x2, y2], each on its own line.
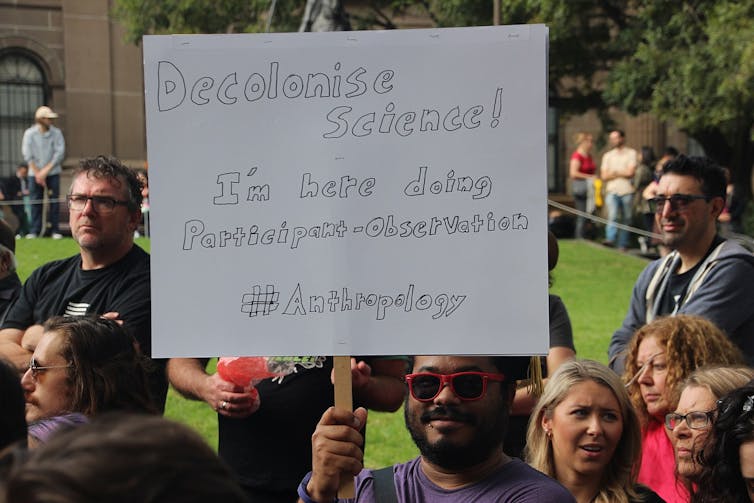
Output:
[216, 357, 279, 388]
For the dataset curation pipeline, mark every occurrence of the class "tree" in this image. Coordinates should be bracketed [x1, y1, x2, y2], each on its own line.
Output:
[604, 1, 754, 197]
[114, 0, 629, 115]
[114, 0, 754, 193]
[113, 0, 301, 42]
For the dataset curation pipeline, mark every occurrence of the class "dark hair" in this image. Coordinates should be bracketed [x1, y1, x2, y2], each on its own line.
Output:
[661, 154, 727, 199]
[0, 220, 16, 253]
[640, 146, 656, 166]
[664, 146, 679, 158]
[2, 413, 248, 503]
[693, 386, 754, 502]
[43, 316, 156, 416]
[72, 156, 143, 211]
[0, 359, 27, 451]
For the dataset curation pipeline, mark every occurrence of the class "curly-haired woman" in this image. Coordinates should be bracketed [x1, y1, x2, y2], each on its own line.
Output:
[624, 315, 744, 502]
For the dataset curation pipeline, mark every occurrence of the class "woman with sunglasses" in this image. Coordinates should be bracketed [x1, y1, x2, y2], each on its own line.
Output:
[693, 385, 754, 503]
[526, 359, 662, 503]
[666, 366, 754, 498]
[21, 316, 155, 442]
[624, 315, 744, 502]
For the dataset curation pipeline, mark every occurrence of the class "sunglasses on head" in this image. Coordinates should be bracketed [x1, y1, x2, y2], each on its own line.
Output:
[404, 371, 505, 402]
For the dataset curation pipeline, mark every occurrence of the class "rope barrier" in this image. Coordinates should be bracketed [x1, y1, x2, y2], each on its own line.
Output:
[0, 197, 67, 207]
[547, 199, 662, 240]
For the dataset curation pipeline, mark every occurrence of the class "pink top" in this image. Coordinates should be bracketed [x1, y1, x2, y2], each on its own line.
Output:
[638, 420, 689, 503]
[570, 151, 596, 175]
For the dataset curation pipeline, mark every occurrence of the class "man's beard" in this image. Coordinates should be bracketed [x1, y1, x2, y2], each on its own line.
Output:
[404, 402, 508, 471]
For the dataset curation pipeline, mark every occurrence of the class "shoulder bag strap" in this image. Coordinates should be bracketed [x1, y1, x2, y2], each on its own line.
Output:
[372, 466, 398, 503]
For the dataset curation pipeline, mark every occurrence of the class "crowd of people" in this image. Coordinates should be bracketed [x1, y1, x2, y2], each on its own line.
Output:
[0, 108, 753, 502]
[568, 129, 746, 252]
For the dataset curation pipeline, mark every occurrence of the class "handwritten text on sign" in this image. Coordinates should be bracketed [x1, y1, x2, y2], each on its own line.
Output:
[157, 60, 504, 138]
[144, 25, 550, 358]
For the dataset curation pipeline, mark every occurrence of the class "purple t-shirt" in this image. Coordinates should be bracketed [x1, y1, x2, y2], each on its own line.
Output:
[332, 457, 575, 502]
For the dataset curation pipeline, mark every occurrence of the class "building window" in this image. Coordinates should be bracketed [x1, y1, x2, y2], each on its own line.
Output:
[0, 52, 46, 176]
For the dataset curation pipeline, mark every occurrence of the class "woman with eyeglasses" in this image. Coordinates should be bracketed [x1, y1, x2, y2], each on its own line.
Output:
[526, 359, 662, 503]
[666, 366, 754, 498]
[624, 315, 744, 502]
[21, 316, 155, 444]
[693, 385, 754, 503]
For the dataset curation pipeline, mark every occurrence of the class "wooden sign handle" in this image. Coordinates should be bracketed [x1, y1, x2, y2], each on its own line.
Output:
[333, 355, 355, 498]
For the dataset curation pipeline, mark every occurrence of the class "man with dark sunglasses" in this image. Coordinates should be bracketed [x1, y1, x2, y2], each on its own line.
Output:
[298, 355, 574, 502]
[609, 155, 754, 373]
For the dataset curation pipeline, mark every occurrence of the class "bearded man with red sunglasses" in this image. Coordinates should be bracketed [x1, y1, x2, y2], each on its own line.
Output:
[297, 355, 574, 503]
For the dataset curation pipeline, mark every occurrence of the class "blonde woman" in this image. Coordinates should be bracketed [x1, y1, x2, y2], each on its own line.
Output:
[527, 359, 662, 503]
[569, 132, 596, 239]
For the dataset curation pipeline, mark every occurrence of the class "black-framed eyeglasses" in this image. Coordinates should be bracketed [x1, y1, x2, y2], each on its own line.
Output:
[28, 357, 72, 380]
[67, 195, 130, 214]
[405, 371, 505, 402]
[648, 194, 711, 214]
[664, 409, 716, 430]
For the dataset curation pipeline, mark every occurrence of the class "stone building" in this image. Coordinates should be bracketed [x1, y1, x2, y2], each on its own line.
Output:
[0, 0, 146, 180]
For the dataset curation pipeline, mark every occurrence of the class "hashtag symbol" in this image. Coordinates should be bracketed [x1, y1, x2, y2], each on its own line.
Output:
[241, 284, 280, 317]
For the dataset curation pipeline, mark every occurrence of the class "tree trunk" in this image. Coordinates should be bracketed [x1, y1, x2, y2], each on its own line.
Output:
[299, 0, 351, 32]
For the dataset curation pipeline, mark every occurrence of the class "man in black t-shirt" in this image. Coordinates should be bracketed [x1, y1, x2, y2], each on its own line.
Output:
[0, 156, 166, 409]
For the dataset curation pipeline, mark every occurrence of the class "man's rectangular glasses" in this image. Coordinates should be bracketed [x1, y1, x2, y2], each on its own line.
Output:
[664, 410, 716, 430]
[28, 357, 72, 380]
[67, 195, 130, 214]
[648, 194, 711, 214]
[405, 371, 505, 402]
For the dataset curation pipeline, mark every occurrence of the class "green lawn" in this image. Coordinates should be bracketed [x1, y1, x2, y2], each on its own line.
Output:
[12, 236, 648, 467]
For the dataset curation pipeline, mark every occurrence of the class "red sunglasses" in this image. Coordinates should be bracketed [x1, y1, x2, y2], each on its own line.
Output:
[405, 371, 505, 402]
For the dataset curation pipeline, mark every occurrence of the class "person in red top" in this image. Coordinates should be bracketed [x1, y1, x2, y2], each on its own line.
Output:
[623, 315, 744, 503]
[569, 132, 596, 239]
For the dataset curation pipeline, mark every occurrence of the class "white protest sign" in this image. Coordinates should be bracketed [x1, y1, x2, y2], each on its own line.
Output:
[144, 25, 549, 358]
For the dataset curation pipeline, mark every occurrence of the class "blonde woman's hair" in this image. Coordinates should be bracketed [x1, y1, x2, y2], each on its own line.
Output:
[574, 131, 592, 146]
[526, 359, 642, 503]
[623, 315, 744, 426]
[673, 365, 754, 406]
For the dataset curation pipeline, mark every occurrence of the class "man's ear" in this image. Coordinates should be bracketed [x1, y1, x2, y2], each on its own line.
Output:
[128, 209, 141, 232]
[710, 196, 726, 218]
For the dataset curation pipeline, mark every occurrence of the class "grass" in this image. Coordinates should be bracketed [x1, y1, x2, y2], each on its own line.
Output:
[550, 240, 649, 362]
[12, 236, 648, 467]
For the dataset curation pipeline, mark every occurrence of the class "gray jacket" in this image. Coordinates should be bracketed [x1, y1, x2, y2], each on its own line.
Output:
[609, 239, 754, 373]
